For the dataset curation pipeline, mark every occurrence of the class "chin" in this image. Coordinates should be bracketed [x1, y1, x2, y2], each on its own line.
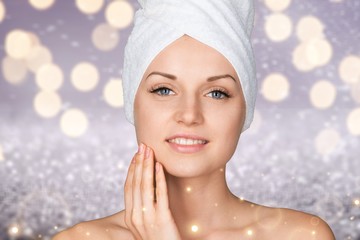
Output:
[153, 150, 223, 179]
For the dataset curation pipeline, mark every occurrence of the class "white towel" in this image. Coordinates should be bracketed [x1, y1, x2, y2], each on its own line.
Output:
[122, 0, 257, 132]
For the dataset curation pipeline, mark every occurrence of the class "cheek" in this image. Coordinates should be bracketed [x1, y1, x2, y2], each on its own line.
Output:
[134, 98, 170, 146]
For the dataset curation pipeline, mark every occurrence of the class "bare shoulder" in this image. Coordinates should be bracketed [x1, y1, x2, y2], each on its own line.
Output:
[283, 208, 335, 239]
[51, 210, 133, 240]
[263, 206, 335, 240]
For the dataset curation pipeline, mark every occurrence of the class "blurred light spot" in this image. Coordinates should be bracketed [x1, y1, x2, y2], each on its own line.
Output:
[354, 199, 360, 205]
[76, 0, 104, 14]
[86, 232, 90, 236]
[2, 56, 28, 85]
[34, 91, 62, 118]
[306, 38, 333, 67]
[92, 23, 119, 51]
[264, 0, 291, 12]
[296, 16, 324, 42]
[0, 1, 6, 23]
[71, 62, 99, 92]
[347, 108, 360, 136]
[27, 32, 41, 46]
[310, 80, 336, 109]
[0, 144, 4, 162]
[25, 45, 53, 73]
[339, 55, 360, 84]
[105, 0, 134, 29]
[103, 78, 124, 107]
[191, 225, 199, 233]
[60, 109, 89, 138]
[312, 231, 316, 235]
[350, 80, 360, 104]
[5, 29, 32, 59]
[247, 229, 253, 236]
[186, 186, 192, 192]
[265, 13, 292, 42]
[292, 42, 316, 72]
[315, 128, 341, 155]
[8, 224, 20, 236]
[36, 63, 63, 91]
[261, 73, 290, 102]
[28, 0, 55, 10]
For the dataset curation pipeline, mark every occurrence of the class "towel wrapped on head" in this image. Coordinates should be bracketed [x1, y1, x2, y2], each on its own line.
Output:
[122, 0, 257, 132]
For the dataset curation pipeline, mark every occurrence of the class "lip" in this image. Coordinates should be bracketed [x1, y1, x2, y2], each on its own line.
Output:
[165, 134, 209, 154]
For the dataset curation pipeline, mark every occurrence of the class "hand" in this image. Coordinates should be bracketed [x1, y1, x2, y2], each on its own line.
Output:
[124, 143, 182, 240]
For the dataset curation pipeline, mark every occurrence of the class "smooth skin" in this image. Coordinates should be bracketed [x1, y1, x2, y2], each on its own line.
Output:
[52, 35, 335, 240]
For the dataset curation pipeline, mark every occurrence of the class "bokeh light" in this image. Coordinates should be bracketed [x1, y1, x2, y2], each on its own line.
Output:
[265, 13, 292, 42]
[346, 108, 360, 136]
[2, 56, 28, 85]
[191, 225, 199, 233]
[296, 16, 324, 42]
[8, 224, 20, 237]
[60, 109, 89, 138]
[105, 0, 134, 29]
[264, 0, 292, 12]
[28, 0, 55, 10]
[306, 38, 333, 67]
[25, 45, 53, 73]
[103, 78, 124, 107]
[339, 55, 360, 84]
[0, 1, 5, 23]
[261, 73, 290, 102]
[33, 91, 62, 118]
[71, 62, 99, 92]
[310, 80, 337, 109]
[5, 29, 33, 59]
[315, 128, 341, 155]
[350, 80, 360, 104]
[36, 63, 63, 91]
[92, 23, 119, 51]
[75, 0, 104, 14]
[292, 42, 316, 72]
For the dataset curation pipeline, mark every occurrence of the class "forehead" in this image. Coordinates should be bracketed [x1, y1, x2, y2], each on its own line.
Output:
[143, 35, 239, 81]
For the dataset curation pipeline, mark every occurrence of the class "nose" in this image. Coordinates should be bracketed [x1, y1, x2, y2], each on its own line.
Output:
[174, 95, 204, 126]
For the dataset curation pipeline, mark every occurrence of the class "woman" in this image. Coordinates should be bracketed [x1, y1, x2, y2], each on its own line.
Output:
[53, 0, 335, 239]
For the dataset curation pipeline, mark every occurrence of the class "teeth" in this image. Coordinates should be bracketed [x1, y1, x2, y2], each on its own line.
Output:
[168, 138, 206, 145]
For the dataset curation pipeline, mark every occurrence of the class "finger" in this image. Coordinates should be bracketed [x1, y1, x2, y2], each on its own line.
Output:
[124, 155, 141, 238]
[124, 156, 135, 224]
[155, 162, 170, 213]
[132, 143, 146, 229]
[141, 146, 155, 218]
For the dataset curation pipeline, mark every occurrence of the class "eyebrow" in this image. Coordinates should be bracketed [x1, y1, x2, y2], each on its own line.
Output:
[145, 71, 237, 83]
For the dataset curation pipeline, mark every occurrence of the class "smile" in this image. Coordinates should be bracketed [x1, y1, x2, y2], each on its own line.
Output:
[167, 138, 207, 145]
[166, 136, 209, 154]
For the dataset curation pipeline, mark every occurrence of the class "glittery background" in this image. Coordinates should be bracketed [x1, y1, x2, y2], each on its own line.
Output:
[0, 0, 359, 239]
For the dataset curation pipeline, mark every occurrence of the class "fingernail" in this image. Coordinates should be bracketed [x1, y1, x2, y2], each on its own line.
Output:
[138, 143, 144, 154]
[145, 146, 151, 158]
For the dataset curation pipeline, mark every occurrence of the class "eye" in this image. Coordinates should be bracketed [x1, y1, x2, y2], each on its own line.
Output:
[206, 88, 230, 99]
[149, 86, 175, 96]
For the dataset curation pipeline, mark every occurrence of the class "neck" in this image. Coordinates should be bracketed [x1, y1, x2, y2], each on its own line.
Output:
[165, 166, 238, 239]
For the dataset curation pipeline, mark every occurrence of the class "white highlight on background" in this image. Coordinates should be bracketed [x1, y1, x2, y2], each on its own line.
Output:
[60, 109, 89, 138]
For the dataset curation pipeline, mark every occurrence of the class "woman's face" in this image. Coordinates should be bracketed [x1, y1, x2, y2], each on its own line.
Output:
[134, 35, 246, 178]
